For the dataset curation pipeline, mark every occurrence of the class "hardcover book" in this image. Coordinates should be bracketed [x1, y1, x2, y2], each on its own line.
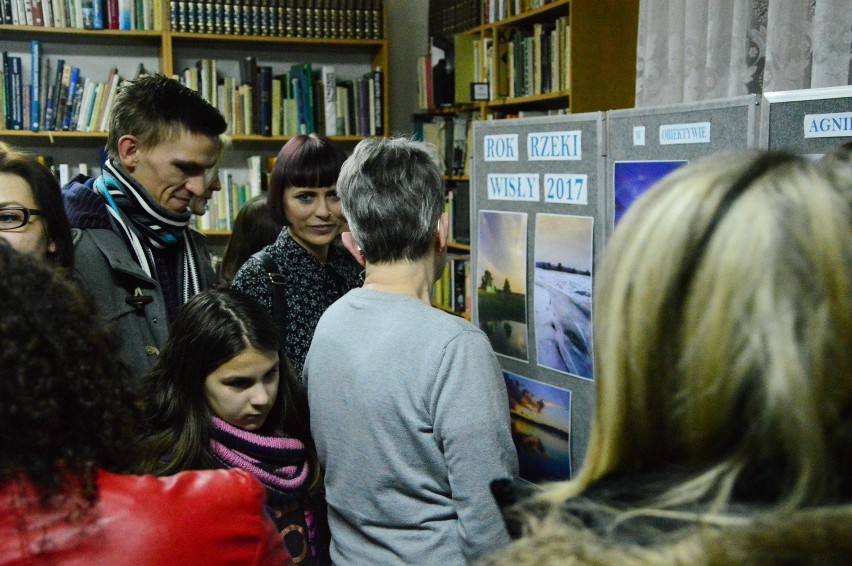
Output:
[29, 40, 40, 131]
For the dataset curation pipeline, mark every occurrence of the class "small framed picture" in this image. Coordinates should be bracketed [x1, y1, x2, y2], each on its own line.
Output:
[471, 82, 489, 102]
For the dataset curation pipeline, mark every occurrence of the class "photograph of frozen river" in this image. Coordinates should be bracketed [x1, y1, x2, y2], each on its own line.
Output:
[533, 214, 594, 379]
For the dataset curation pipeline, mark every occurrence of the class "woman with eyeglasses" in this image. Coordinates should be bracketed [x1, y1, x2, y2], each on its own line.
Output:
[0, 142, 74, 269]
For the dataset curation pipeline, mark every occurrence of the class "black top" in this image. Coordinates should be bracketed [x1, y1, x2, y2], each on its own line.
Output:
[231, 228, 362, 378]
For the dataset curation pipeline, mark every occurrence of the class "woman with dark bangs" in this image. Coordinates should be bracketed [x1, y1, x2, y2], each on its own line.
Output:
[231, 134, 362, 378]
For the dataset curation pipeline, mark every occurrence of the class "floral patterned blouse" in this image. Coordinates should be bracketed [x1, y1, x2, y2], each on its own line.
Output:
[231, 228, 363, 379]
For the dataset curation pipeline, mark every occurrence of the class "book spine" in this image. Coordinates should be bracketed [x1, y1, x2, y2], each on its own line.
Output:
[258, 65, 271, 136]
[22, 0, 33, 25]
[61, 66, 79, 130]
[30, 0, 45, 25]
[357, 76, 368, 136]
[91, 0, 103, 27]
[9, 56, 23, 130]
[41, 0, 53, 25]
[1, 1, 12, 24]
[117, 0, 130, 28]
[44, 58, 62, 130]
[372, 66, 382, 134]
[321, 65, 336, 136]
[29, 40, 40, 130]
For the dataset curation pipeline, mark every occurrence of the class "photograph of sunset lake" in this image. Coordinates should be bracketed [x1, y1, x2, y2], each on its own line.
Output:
[504, 371, 572, 483]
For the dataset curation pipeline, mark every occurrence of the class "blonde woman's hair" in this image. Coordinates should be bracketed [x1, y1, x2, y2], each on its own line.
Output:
[539, 151, 851, 515]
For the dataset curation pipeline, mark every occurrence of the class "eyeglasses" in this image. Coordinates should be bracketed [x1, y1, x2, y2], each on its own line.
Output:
[0, 207, 42, 231]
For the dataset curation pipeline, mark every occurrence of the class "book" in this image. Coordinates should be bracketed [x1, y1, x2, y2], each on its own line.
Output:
[29, 0, 44, 26]
[98, 69, 121, 132]
[61, 66, 80, 130]
[118, 0, 131, 29]
[91, 0, 104, 28]
[8, 55, 23, 130]
[0, 63, 6, 129]
[239, 56, 258, 133]
[289, 62, 314, 134]
[371, 66, 382, 134]
[73, 77, 94, 131]
[30, 40, 41, 131]
[257, 65, 272, 136]
[1, 1, 12, 24]
[357, 75, 368, 135]
[320, 65, 336, 136]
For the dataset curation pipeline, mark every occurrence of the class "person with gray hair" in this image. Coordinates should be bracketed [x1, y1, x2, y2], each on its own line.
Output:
[303, 137, 519, 565]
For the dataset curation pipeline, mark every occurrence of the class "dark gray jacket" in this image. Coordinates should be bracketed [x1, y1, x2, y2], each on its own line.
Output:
[71, 227, 218, 389]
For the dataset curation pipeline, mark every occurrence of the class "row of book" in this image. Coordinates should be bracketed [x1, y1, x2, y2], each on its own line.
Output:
[181, 58, 383, 137]
[1, 42, 123, 131]
[1, 0, 161, 30]
[428, 0, 479, 39]
[194, 173, 264, 232]
[483, 0, 556, 24]
[503, 16, 570, 98]
[170, 0, 384, 40]
[433, 255, 471, 316]
[415, 111, 474, 178]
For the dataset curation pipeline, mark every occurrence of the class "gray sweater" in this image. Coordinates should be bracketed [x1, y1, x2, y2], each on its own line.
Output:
[304, 288, 519, 565]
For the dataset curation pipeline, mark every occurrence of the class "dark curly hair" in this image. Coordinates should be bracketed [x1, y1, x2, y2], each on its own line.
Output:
[0, 242, 136, 504]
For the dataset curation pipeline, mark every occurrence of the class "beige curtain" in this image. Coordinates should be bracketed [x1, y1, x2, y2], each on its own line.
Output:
[635, 0, 852, 107]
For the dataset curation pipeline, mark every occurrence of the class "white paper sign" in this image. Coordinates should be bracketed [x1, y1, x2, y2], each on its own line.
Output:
[803, 112, 852, 138]
[487, 173, 540, 201]
[527, 130, 582, 160]
[543, 174, 588, 205]
[633, 126, 646, 146]
[659, 122, 711, 145]
[483, 134, 519, 161]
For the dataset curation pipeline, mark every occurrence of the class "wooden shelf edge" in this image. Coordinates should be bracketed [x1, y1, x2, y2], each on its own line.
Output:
[169, 32, 386, 47]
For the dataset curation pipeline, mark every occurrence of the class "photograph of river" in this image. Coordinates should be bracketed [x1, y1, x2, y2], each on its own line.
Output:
[477, 210, 528, 362]
[504, 371, 572, 483]
[533, 214, 594, 380]
[613, 160, 687, 224]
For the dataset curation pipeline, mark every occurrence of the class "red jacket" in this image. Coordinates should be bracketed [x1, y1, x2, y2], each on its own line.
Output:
[0, 469, 290, 566]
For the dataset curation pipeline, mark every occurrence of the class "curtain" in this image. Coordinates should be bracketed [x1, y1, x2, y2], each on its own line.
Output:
[635, 0, 852, 107]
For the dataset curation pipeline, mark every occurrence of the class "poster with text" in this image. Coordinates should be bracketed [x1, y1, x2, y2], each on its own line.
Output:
[504, 371, 572, 483]
[534, 214, 594, 380]
[477, 210, 529, 362]
[613, 160, 687, 224]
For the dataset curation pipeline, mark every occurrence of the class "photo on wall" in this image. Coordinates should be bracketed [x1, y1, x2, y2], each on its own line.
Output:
[613, 160, 688, 224]
[476, 210, 529, 362]
[533, 214, 594, 380]
[504, 371, 572, 483]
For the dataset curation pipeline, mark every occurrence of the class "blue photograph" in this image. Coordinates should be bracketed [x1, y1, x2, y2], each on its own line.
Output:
[613, 160, 687, 224]
[503, 371, 572, 483]
[533, 214, 594, 380]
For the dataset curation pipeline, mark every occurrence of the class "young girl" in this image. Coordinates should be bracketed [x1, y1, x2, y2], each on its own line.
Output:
[137, 289, 327, 565]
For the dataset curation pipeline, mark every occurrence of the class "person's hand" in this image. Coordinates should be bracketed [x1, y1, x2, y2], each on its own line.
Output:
[341, 232, 365, 267]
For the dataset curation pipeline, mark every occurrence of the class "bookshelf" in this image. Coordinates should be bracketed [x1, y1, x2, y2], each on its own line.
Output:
[0, 0, 389, 233]
[421, 0, 638, 318]
[423, 0, 638, 117]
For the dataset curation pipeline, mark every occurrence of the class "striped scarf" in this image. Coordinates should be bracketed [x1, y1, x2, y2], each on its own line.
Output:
[94, 159, 202, 304]
[210, 416, 311, 506]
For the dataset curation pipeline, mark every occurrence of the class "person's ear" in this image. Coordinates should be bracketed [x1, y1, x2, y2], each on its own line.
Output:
[341, 231, 366, 267]
[47, 239, 57, 254]
[436, 212, 449, 251]
[117, 135, 140, 171]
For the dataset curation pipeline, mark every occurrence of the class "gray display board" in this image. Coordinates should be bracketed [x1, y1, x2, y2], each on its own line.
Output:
[760, 85, 852, 155]
[605, 95, 760, 241]
[469, 113, 606, 482]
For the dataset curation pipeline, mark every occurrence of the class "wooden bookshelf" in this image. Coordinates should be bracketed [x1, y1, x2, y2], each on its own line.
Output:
[0, 2, 390, 234]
